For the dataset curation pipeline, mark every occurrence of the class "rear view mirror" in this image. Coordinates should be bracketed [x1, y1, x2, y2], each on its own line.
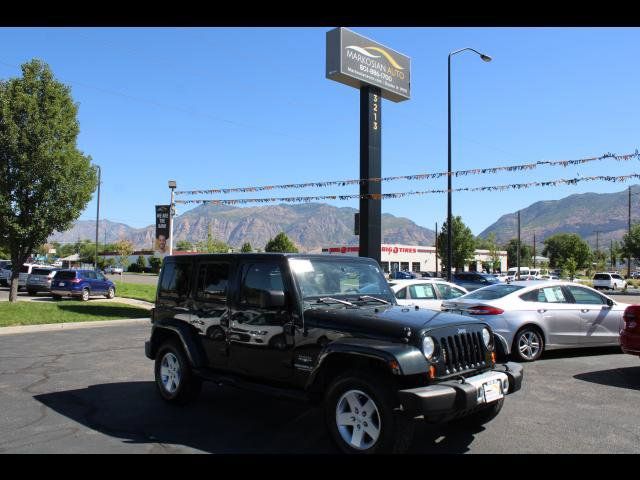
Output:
[260, 290, 286, 309]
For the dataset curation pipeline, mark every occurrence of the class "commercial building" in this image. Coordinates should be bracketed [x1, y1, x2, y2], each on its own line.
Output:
[321, 243, 507, 274]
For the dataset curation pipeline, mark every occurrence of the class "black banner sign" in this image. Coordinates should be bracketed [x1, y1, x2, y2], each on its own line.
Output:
[155, 205, 170, 254]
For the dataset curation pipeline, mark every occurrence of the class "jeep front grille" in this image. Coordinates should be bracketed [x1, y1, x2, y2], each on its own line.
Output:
[439, 332, 486, 375]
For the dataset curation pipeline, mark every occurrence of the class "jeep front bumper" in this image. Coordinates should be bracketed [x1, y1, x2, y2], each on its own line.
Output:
[397, 362, 523, 419]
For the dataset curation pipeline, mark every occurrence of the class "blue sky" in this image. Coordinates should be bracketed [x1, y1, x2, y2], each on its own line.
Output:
[1, 27, 639, 236]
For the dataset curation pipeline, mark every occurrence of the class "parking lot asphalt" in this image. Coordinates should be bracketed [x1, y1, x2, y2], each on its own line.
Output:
[0, 322, 639, 454]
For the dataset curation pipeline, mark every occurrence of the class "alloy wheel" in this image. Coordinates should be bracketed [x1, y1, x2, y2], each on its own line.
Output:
[335, 389, 381, 450]
[518, 330, 541, 360]
[160, 352, 181, 394]
[82, 289, 89, 301]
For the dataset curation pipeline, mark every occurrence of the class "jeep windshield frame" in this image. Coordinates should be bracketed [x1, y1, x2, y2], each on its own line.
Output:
[288, 257, 396, 308]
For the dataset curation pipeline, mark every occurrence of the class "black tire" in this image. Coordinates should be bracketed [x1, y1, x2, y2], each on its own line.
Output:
[324, 370, 414, 454]
[106, 287, 115, 299]
[511, 327, 544, 362]
[154, 339, 202, 405]
[81, 288, 90, 301]
[453, 398, 504, 427]
[52, 294, 62, 300]
[27, 289, 37, 296]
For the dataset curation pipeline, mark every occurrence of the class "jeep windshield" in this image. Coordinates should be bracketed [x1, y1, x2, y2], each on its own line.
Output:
[289, 257, 396, 307]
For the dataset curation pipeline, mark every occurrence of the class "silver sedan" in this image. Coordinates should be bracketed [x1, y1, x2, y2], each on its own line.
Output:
[441, 281, 629, 362]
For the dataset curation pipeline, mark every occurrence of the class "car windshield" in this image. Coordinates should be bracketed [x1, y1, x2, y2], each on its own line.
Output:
[594, 274, 610, 280]
[31, 268, 53, 275]
[461, 283, 525, 300]
[289, 258, 395, 305]
[55, 271, 77, 280]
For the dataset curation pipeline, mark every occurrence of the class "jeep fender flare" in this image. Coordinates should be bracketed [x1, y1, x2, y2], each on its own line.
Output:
[305, 337, 429, 391]
[149, 320, 207, 368]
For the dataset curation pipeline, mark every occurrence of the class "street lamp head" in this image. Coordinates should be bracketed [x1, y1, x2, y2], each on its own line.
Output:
[168, 180, 177, 189]
[480, 54, 492, 62]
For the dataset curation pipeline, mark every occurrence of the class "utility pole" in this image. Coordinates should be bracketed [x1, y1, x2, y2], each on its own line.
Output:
[435, 222, 438, 277]
[629, 186, 632, 278]
[517, 211, 521, 279]
[94, 165, 101, 270]
[533, 232, 536, 269]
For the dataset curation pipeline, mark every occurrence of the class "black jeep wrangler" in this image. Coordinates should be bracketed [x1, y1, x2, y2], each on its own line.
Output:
[145, 253, 523, 453]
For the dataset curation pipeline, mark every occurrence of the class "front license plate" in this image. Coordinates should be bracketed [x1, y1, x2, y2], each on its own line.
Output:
[483, 379, 503, 403]
[59, 282, 65, 286]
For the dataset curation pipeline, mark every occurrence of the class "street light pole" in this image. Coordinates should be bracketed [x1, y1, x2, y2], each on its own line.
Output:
[447, 47, 491, 281]
[94, 165, 101, 271]
[168, 180, 177, 256]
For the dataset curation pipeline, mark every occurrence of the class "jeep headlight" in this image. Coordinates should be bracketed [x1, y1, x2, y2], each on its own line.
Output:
[482, 328, 492, 347]
[422, 336, 435, 360]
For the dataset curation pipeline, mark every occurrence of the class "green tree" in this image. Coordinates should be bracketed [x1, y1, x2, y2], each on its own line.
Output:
[542, 233, 592, 269]
[148, 255, 162, 274]
[265, 232, 299, 253]
[504, 239, 534, 269]
[113, 240, 134, 272]
[197, 224, 230, 253]
[622, 224, 640, 267]
[0, 59, 97, 301]
[175, 240, 193, 251]
[240, 242, 252, 253]
[436, 216, 476, 274]
[563, 257, 577, 280]
[134, 255, 147, 272]
[476, 233, 501, 272]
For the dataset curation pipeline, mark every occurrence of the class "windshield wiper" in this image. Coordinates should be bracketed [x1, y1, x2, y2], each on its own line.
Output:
[357, 295, 390, 305]
[316, 297, 357, 307]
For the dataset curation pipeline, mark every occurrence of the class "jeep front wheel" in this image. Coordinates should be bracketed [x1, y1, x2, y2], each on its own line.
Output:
[325, 371, 414, 454]
[154, 340, 202, 405]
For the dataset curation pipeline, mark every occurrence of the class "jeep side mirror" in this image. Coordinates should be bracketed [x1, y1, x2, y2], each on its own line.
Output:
[260, 290, 286, 309]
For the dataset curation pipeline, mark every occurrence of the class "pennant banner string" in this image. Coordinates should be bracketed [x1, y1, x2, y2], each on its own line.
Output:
[175, 149, 640, 196]
[174, 172, 640, 206]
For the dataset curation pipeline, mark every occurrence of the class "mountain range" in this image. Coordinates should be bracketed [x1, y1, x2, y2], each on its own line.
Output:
[49, 203, 436, 252]
[478, 185, 640, 248]
[49, 186, 640, 252]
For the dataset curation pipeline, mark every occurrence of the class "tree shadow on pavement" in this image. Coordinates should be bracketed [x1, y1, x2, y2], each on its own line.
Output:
[573, 366, 640, 391]
[34, 381, 478, 454]
[56, 304, 150, 318]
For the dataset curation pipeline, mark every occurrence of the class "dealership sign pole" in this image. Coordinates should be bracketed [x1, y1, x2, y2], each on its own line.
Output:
[326, 27, 410, 264]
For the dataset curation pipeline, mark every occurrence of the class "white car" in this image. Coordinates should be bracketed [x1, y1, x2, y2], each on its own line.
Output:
[592, 272, 626, 291]
[442, 281, 629, 361]
[388, 279, 468, 310]
[104, 266, 124, 275]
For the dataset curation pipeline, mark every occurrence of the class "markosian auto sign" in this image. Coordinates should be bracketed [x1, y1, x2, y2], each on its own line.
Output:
[326, 27, 410, 102]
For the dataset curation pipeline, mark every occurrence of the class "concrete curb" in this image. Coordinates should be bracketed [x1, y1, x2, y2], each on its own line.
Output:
[0, 318, 151, 336]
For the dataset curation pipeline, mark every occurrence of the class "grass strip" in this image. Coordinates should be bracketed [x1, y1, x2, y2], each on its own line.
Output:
[0, 301, 150, 327]
[112, 282, 157, 303]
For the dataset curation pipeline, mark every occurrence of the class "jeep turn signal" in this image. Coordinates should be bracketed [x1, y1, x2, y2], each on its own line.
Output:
[491, 351, 496, 364]
[428, 365, 436, 379]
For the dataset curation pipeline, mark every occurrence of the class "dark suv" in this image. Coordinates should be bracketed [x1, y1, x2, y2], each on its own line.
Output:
[145, 254, 523, 454]
[453, 272, 500, 292]
[50, 269, 116, 301]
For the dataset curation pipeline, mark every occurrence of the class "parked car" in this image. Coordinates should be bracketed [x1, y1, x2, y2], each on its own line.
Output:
[0, 261, 12, 287]
[145, 253, 523, 454]
[389, 279, 468, 310]
[26, 267, 58, 295]
[18, 263, 39, 290]
[620, 305, 640, 358]
[50, 269, 116, 301]
[442, 281, 629, 362]
[452, 272, 501, 291]
[592, 272, 627, 291]
[104, 265, 124, 275]
[389, 270, 416, 279]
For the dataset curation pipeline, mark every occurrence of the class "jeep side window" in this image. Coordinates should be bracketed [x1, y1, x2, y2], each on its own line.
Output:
[240, 262, 284, 308]
[159, 261, 192, 299]
[196, 262, 230, 303]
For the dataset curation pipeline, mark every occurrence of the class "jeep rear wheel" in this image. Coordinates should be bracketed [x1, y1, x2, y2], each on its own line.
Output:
[325, 371, 414, 454]
[154, 339, 202, 405]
